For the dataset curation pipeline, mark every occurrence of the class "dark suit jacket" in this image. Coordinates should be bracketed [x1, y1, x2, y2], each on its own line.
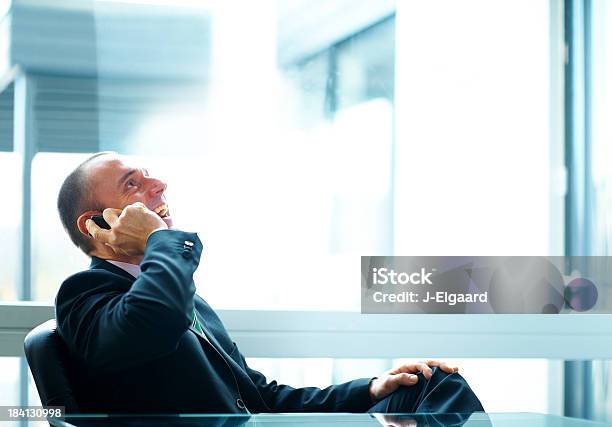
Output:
[55, 229, 372, 414]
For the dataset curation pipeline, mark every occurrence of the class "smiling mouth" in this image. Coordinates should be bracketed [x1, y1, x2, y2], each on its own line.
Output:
[152, 203, 170, 218]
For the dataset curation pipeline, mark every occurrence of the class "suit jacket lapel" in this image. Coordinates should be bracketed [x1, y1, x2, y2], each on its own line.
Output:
[190, 309, 227, 355]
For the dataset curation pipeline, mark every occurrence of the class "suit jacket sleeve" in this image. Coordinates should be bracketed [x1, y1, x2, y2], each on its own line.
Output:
[235, 345, 374, 412]
[55, 230, 202, 372]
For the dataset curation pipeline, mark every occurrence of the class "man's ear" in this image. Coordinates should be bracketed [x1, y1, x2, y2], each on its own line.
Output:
[77, 210, 102, 237]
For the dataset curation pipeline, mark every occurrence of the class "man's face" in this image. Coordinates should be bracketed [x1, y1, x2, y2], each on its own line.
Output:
[86, 155, 173, 228]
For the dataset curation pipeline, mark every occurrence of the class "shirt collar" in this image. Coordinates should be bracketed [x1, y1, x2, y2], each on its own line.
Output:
[107, 260, 141, 278]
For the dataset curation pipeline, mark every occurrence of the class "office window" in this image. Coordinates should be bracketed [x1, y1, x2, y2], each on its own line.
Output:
[585, 0, 612, 421]
[335, 18, 394, 110]
[0, 153, 19, 301]
[28, 367, 42, 407]
[0, 2, 9, 75]
[0, 357, 20, 405]
[282, 48, 328, 130]
[394, 0, 553, 255]
[591, 0, 612, 259]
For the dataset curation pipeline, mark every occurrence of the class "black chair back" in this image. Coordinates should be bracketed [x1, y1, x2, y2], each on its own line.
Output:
[24, 319, 80, 413]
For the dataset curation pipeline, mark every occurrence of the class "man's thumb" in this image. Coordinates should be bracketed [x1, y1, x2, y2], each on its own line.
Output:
[86, 219, 109, 240]
[396, 373, 419, 387]
[85, 219, 99, 235]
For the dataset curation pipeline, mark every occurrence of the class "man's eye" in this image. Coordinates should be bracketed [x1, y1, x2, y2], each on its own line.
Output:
[126, 179, 138, 188]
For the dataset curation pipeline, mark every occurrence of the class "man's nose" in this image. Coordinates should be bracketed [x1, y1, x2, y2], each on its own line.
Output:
[146, 177, 167, 197]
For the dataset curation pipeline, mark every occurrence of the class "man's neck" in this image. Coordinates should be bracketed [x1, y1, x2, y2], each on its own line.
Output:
[105, 255, 143, 265]
[90, 250, 143, 265]
[107, 259, 142, 278]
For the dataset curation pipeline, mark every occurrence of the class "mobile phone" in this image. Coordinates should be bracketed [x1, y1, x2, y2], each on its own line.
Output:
[91, 215, 111, 230]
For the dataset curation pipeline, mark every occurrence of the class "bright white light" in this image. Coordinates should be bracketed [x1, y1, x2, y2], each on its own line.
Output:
[331, 99, 393, 197]
[394, 0, 551, 256]
[0, 1, 10, 18]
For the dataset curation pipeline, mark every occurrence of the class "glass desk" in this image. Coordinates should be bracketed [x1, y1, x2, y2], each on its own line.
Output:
[42, 413, 612, 427]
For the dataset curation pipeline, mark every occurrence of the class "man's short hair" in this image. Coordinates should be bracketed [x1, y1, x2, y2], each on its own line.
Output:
[57, 152, 114, 254]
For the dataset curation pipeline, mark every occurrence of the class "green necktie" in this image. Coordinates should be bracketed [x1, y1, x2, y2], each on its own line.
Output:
[191, 309, 207, 338]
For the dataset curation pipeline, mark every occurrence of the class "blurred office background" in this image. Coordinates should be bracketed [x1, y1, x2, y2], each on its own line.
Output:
[0, 0, 611, 421]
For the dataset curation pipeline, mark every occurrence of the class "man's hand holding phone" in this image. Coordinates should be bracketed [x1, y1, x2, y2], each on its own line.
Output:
[85, 202, 168, 256]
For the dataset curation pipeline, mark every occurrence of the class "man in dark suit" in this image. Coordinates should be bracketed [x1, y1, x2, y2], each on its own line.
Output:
[55, 152, 484, 416]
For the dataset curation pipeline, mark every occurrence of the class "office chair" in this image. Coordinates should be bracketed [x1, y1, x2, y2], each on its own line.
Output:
[24, 319, 80, 413]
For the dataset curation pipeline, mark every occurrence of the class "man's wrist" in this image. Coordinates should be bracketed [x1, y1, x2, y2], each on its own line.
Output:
[368, 377, 379, 403]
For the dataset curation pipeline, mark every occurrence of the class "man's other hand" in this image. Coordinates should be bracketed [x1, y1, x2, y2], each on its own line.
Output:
[369, 360, 459, 402]
[85, 202, 168, 256]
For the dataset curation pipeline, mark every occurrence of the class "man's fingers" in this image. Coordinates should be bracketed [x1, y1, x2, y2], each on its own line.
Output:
[390, 360, 459, 381]
[389, 366, 404, 375]
[392, 363, 432, 378]
[424, 359, 459, 374]
[391, 364, 422, 374]
[102, 208, 122, 226]
[415, 362, 433, 378]
[440, 362, 459, 373]
[394, 373, 418, 387]
[85, 219, 111, 242]
[124, 202, 148, 215]
[395, 362, 432, 378]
